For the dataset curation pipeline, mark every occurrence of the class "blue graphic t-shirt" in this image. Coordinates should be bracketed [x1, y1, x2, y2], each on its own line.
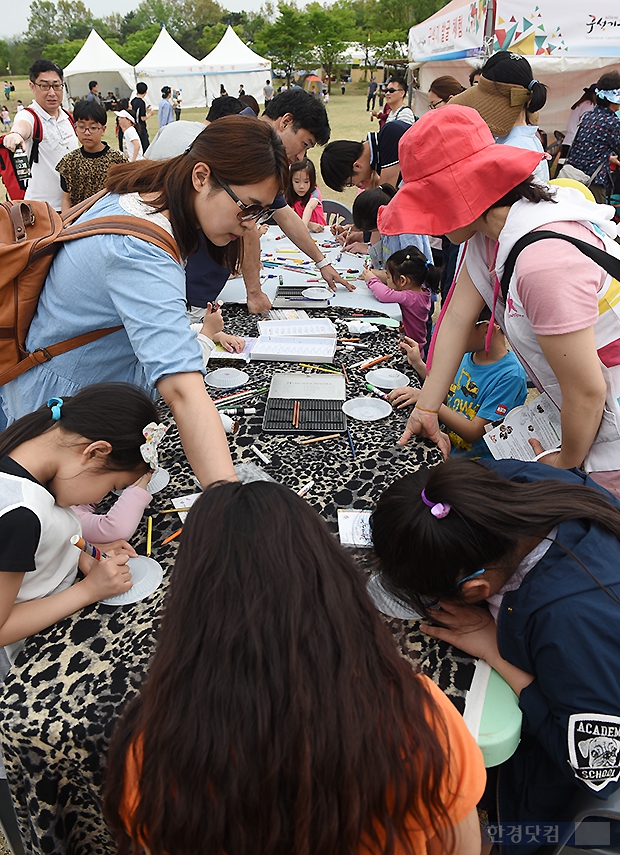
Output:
[446, 350, 527, 457]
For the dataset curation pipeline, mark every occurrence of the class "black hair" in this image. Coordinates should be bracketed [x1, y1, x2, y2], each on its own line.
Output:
[263, 89, 330, 146]
[320, 139, 364, 192]
[239, 94, 259, 116]
[136, 82, 148, 95]
[0, 383, 158, 472]
[161, 86, 171, 98]
[206, 95, 244, 122]
[29, 59, 63, 83]
[468, 66, 482, 87]
[482, 50, 547, 113]
[371, 459, 620, 618]
[285, 157, 317, 207]
[595, 71, 620, 108]
[388, 76, 407, 91]
[386, 246, 440, 294]
[73, 99, 106, 126]
[485, 176, 556, 212]
[88, 80, 98, 91]
[352, 183, 396, 231]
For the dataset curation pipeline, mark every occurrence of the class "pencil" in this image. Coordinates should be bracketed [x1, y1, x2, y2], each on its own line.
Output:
[292, 400, 300, 428]
[161, 527, 183, 546]
[359, 354, 392, 370]
[298, 433, 341, 445]
[157, 508, 188, 514]
[146, 516, 153, 556]
[346, 427, 357, 460]
[299, 364, 340, 374]
[341, 362, 349, 383]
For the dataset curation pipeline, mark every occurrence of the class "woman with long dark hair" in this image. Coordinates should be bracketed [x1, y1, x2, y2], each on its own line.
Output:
[372, 457, 620, 853]
[104, 482, 485, 855]
[0, 116, 289, 487]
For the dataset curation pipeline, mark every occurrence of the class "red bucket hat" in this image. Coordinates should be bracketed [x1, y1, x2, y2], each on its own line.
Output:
[377, 105, 544, 237]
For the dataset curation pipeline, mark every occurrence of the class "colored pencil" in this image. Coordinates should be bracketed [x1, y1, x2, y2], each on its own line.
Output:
[342, 362, 349, 383]
[162, 527, 183, 545]
[146, 516, 153, 556]
[299, 364, 340, 374]
[298, 433, 341, 445]
[359, 354, 392, 370]
[346, 428, 357, 460]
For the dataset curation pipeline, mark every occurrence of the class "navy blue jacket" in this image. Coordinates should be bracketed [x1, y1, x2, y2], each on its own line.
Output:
[484, 461, 620, 853]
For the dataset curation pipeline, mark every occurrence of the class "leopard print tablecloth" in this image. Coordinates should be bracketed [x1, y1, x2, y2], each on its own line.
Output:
[0, 305, 475, 854]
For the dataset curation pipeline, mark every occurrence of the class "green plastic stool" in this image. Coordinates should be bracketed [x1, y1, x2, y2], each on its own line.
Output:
[464, 661, 523, 767]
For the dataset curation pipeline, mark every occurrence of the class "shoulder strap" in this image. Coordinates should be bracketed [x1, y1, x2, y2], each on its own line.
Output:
[500, 230, 620, 300]
[23, 107, 43, 166]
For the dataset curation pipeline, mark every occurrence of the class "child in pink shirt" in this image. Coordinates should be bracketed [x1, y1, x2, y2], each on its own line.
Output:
[285, 158, 326, 233]
[361, 246, 439, 349]
[72, 472, 152, 542]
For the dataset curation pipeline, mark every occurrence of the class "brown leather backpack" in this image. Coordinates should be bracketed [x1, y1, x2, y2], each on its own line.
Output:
[0, 190, 181, 386]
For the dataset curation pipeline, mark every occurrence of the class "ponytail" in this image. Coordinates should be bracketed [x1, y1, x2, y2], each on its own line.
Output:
[0, 383, 159, 471]
[371, 458, 620, 613]
[386, 245, 440, 293]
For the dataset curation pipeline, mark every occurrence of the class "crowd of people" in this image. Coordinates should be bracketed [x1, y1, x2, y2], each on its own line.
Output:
[1, 49, 620, 855]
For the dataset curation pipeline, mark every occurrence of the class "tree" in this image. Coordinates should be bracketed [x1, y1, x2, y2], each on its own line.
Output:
[197, 21, 228, 57]
[25, 0, 60, 52]
[254, 4, 312, 85]
[56, 0, 94, 39]
[42, 38, 85, 67]
[113, 24, 160, 64]
[305, 2, 355, 93]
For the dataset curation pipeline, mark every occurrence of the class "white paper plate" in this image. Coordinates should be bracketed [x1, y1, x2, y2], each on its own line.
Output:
[342, 397, 392, 422]
[366, 573, 422, 620]
[365, 368, 410, 390]
[146, 466, 170, 494]
[100, 555, 164, 606]
[301, 287, 332, 300]
[204, 367, 249, 389]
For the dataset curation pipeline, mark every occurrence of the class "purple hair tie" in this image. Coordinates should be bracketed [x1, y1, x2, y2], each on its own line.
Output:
[420, 488, 451, 518]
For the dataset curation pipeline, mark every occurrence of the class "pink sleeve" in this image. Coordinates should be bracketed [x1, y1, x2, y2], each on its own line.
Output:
[72, 486, 152, 542]
[366, 276, 407, 305]
[309, 199, 326, 225]
[514, 222, 605, 335]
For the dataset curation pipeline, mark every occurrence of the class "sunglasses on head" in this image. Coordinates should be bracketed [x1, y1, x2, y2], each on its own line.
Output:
[213, 175, 274, 226]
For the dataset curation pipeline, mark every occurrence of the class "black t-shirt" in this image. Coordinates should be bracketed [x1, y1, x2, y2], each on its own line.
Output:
[0, 456, 42, 573]
[131, 97, 147, 125]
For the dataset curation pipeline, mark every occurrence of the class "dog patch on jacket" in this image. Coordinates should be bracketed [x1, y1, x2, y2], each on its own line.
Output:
[568, 713, 620, 791]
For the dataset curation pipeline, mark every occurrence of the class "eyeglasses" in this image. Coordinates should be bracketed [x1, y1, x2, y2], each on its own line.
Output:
[213, 175, 274, 226]
[428, 97, 446, 110]
[418, 568, 486, 610]
[385, 87, 403, 94]
[75, 125, 103, 134]
[33, 82, 64, 92]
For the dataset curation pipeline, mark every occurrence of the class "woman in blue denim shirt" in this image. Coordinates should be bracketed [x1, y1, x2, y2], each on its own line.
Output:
[0, 116, 289, 488]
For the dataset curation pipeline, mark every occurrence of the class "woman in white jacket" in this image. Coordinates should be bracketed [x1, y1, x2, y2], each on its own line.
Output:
[378, 104, 620, 496]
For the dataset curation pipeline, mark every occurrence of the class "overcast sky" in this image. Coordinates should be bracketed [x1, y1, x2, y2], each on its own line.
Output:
[3, 0, 270, 40]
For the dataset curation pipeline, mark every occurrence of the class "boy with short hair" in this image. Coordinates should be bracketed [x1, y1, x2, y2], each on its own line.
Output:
[388, 309, 527, 457]
[55, 99, 126, 213]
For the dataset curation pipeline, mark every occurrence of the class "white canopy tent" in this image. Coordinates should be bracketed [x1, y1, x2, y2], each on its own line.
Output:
[408, 0, 620, 132]
[63, 29, 135, 101]
[135, 26, 206, 109]
[202, 26, 271, 105]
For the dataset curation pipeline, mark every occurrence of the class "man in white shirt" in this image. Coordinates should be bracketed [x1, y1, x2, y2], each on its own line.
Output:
[1, 59, 78, 211]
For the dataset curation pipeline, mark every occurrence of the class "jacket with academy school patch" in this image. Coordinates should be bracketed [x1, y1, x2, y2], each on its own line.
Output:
[483, 460, 620, 854]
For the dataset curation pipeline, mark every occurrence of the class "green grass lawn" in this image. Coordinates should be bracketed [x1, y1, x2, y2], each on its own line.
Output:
[2, 79, 372, 208]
